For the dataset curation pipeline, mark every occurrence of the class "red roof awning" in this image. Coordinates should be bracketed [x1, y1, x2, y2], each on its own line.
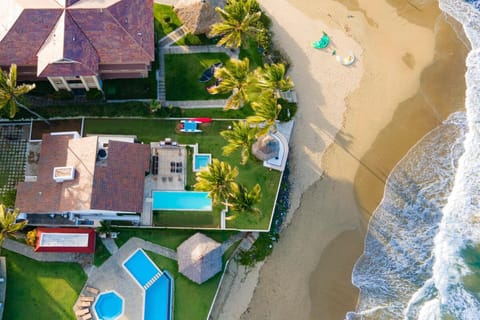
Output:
[35, 228, 96, 253]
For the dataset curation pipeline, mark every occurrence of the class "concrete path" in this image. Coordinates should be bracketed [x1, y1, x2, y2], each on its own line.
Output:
[164, 99, 228, 108]
[2, 238, 92, 263]
[159, 26, 189, 48]
[101, 238, 119, 255]
[162, 45, 239, 58]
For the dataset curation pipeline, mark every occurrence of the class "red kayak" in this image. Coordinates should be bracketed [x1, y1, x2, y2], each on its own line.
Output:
[189, 118, 212, 123]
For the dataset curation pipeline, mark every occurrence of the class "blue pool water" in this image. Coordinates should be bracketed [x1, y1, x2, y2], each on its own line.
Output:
[145, 271, 173, 320]
[94, 291, 124, 320]
[124, 249, 160, 287]
[194, 154, 211, 171]
[152, 191, 212, 211]
[123, 249, 174, 320]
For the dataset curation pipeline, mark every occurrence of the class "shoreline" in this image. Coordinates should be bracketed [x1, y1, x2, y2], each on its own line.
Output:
[216, 0, 469, 319]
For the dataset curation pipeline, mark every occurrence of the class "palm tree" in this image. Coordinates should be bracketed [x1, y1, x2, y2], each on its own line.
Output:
[210, 0, 262, 49]
[0, 204, 27, 247]
[194, 158, 239, 206]
[254, 63, 294, 97]
[247, 95, 282, 136]
[0, 64, 48, 123]
[208, 58, 253, 110]
[227, 183, 262, 217]
[221, 121, 257, 165]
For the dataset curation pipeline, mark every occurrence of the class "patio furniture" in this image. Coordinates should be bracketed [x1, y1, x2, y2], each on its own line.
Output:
[85, 286, 99, 295]
[80, 296, 95, 302]
[78, 301, 91, 307]
[81, 313, 92, 320]
[75, 308, 90, 316]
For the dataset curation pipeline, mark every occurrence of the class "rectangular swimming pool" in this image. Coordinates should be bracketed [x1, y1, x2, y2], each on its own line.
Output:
[152, 191, 212, 211]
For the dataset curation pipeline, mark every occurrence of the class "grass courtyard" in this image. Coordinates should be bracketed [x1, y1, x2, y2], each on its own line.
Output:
[3, 250, 86, 320]
[165, 53, 231, 101]
[84, 118, 281, 230]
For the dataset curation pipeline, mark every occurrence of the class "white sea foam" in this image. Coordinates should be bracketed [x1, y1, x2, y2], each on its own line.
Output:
[348, 1, 480, 318]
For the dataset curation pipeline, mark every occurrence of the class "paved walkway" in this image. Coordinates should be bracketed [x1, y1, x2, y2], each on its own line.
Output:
[101, 238, 119, 255]
[3, 239, 92, 263]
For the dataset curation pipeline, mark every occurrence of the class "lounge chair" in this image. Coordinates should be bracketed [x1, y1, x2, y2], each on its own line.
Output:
[78, 301, 91, 307]
[80, 296, 94, 302]
[85, 286, 99, 295]
[75, 308, 90, 316]
[81, 313, 92, 320]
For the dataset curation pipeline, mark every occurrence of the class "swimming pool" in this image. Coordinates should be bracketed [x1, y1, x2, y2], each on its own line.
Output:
[152, 191, 212, 211]
[94, 291, 124, 320]
[124, 249, 161, 287]
[193, 153, 211, 171]
[123, 249, 173, 320]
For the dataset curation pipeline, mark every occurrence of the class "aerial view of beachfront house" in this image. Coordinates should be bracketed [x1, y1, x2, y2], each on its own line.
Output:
[0, 0, 154, 91]
[15, 132, 150, 225]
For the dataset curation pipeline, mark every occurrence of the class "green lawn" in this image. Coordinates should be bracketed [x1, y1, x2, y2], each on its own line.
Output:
[93, 236, 111, 267]
[240, 38, 264, 69]
[154, 4, 183, 39]
[164, 53, 231, 101]
[3, 250, 86, 320]
[114, 228, 237, 249]
[146, 251, 223, 320]
[84, 118, 280, 230]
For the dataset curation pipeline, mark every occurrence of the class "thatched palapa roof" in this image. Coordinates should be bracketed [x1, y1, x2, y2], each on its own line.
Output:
[252, 134, 280, 161]
[174, 0, 226, 35]
[177, 233, 222, 284]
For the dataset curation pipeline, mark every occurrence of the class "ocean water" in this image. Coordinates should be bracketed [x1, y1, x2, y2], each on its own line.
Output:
[347, 0, 480, 319]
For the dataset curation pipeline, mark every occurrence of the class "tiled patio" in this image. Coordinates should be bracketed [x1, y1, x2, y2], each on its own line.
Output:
[150, 142, 186, 191]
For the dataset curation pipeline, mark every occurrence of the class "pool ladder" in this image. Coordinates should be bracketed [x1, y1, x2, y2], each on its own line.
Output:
[143, 272, 163, 290]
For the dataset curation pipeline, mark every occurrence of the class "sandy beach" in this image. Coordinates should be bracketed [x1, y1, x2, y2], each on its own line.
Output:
[214, 0, 469, 319]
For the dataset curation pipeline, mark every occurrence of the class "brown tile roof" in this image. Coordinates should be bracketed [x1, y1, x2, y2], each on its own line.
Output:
[16, 134, 150, 214]
[91, 141, 150, 213]
[16, 133, 97, 213]
[0, 0, 154, 77]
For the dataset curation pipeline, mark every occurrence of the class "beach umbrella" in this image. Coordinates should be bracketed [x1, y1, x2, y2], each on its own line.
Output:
[177, 233, 222, 284]
[251, 134, 279, 161]
[174, 0, 226, 35]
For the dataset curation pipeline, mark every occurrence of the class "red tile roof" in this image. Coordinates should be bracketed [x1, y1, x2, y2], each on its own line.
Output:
[16, 133, 97, 213]
[91, 141, 150, 213]
[16, 134, 150, 214]
[0, 0, 154, 77]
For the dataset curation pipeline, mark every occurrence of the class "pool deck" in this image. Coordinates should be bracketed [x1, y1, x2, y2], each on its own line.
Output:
[141, 143, 187, 225]
[82, 238, 177, 320]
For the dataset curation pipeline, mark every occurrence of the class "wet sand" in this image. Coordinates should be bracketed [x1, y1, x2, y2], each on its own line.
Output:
[217, 0, 468, 319]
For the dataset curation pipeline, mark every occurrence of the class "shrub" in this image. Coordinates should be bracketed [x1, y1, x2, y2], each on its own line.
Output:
[155, 105, 183, 118]
[25, 229, 37, 247]
[86, 89, 104, 101]
[49, 89, 74, 100]
[277, 99, 297, 122]
[0, 189, 16, 208]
